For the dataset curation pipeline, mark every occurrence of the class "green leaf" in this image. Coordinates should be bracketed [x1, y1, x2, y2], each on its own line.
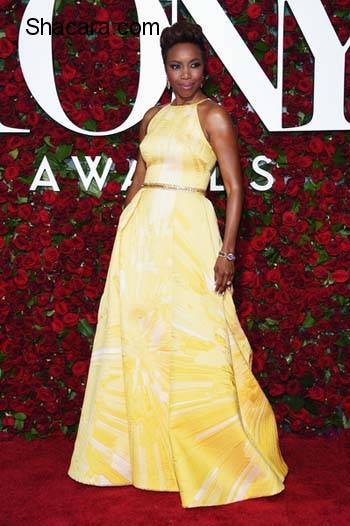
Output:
[234, 13, 249, 24]
[254, 41, 270, 52]
[246, 318, 254, 330]
[336, 331, 350, 346]
[54, 0, 62, 15]
[304, 398, 318, 415]
[300, 372, 314, 388]
[291, 200, 300, 213]
[78, 176, 102, 198]
[16, 196, 28, 204]
[44, 135, 54, 147]
[14, 412, 27, 421]
[9, 148, 19, 159]
[27, 297, 36, 307]
[83, 119, 97, 131]
[35, 144, 49, 158]
[302, 311, 315, 328]
[115, 87, 126, 105]
[56, 144, 73, 161]
[24, 427, 39, 440]
[77, 318, 94, 338]
[14, 419, 25, 431]
[68, 390, 77, 401]
[276, 152, 287, 165]
[104, 104, 120, 111]
[333, 145, 345, 166]
[285, 352, 294, 365]
[324, 369, 331, 383]
[285, 395, 304, 411]
[261, 213, 271, 225]
[342, 412, 350, 429]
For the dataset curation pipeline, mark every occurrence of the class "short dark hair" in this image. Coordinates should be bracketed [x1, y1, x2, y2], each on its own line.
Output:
[160, 20, 207, 68]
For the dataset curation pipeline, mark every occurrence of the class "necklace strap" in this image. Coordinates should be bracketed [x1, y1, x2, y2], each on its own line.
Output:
[169, 97, 211, 107]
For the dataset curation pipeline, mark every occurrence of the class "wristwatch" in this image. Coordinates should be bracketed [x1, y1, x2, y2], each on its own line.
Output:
[218, 250, 236, 261]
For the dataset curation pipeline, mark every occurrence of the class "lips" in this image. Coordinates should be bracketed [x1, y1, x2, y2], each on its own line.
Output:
[180, 84, 194, 89]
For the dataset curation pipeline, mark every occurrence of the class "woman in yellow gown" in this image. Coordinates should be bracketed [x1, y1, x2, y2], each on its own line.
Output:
[68, 21, 288, 508]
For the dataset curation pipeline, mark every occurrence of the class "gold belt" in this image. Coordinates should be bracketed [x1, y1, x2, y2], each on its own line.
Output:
[141, 182, 206, 195]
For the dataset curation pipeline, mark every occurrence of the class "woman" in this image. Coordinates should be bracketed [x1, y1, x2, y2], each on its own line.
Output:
[68, 20, 288, 508]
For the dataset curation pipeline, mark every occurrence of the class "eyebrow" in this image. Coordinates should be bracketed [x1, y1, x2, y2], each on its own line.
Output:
[168, 58, 201, 63]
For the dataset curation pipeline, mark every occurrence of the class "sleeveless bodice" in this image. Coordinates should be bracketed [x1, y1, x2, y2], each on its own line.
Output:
[139, 99, 217, 190]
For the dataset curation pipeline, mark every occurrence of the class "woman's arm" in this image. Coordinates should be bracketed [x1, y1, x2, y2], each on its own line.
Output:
[205, 105, 244, 253]
[202, 104, 244, 293]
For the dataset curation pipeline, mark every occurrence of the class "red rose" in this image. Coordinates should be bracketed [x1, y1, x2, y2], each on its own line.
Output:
[90, 103, 105, 121]
[225, 0, 247, 16]
[269, 383, 285, 396]
[247, 3, 262, 19]
[43, 247, 59, 265]
[263, 50, 277, 66]
[309, 137, 324, 154]
[335, 0, 350, 6]
[282, 211, 297, 227]
[0, 37, 14, 58]
[297, 78, 313, 94]
[109, 34, 124, 49]
[332, 269, 349, 283]
[2, 416, 15, 427]
[111, 9, 126, 22]
[0, 0, 13, 8]
[13, 269, 29, 288]
[72, 360, 89, 377]
[307, 386, 325, 401]
[286, 380, 301, 396]
[4, 166, 19, 181]
[240, 270, 258, 288]
[63, 313, 79, 326]
[62, 64, 77, 82]
[37, 387, 55, 404]
[95, 7, 110, 21]
[342, 395, 350, 417]
[247, 30, 259, 41]
[112, 63, 130, 78]
[5, 24, 18, 41]
[206, 56, 223, 77]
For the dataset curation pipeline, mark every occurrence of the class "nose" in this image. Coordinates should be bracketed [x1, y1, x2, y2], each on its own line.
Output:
[181, 66, 191, 79]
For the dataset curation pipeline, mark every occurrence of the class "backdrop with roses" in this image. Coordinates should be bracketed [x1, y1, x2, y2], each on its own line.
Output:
[0, 0, 349, 440]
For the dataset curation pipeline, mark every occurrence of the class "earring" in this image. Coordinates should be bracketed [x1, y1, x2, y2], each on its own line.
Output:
[167, 80, 171, 90]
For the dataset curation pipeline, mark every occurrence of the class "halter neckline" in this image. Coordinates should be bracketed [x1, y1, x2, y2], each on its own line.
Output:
[169, 97, 210, 108]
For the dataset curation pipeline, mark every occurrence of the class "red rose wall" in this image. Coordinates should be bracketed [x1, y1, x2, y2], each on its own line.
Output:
[0, 0, 349, 440]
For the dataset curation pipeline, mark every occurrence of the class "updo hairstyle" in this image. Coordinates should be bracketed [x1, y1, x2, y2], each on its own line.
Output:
[160, 21, 207, 71]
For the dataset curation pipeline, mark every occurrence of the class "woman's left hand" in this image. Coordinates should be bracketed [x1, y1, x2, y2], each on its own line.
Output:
[214, 256, 235, 295]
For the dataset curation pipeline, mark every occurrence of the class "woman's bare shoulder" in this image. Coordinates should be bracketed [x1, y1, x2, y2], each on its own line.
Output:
[142, 103, 168, 124]
[200, 99, 236, 137]
[139, 103, 168, 137]
[201, 99, 232, 120]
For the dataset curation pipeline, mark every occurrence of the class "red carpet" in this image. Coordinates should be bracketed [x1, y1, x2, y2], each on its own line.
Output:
[1, 430, 349, 526]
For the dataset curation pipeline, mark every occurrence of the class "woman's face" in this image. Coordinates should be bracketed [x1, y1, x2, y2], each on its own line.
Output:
[165, 42, 205, 100]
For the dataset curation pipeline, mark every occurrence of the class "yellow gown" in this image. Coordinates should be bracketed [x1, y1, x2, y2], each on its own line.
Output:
[68, 97, 288, 508]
